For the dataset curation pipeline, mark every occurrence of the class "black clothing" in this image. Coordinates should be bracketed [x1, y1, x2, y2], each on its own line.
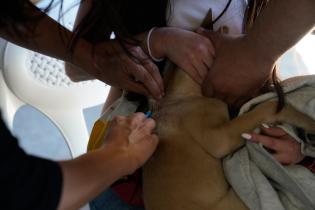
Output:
[0, 116, 62, 210]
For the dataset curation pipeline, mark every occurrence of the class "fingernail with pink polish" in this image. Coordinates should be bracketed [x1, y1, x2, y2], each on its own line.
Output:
[241, 133, 252, 140]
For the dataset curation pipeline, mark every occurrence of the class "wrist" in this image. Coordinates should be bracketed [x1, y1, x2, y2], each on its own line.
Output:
[100, 146, 131, 178]
[99, 145, 138, 177]
[145, 27, 168, 60]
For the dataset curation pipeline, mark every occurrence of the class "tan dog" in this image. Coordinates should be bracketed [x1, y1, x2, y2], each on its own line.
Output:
[142, 65, 315, 210]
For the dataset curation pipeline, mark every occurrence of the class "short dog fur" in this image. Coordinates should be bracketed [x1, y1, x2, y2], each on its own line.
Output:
[142, 65, 315, 210]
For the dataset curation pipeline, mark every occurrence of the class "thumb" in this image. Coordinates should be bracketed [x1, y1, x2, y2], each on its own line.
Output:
[196, 27, 221, 47]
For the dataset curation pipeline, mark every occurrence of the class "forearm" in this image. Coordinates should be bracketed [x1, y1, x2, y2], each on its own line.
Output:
[247, 0, 315, 62]
[0, 4, 95, 77]
[57, 148, 127, 210]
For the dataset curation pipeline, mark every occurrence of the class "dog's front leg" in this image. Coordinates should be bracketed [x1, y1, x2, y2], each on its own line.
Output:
[189, 101, 280, 159]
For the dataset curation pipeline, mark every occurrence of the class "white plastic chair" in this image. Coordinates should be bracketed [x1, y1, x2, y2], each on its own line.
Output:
[0, 40, 109, 158]
[0, 43, 101, 210]
[0, 0, 109, 158]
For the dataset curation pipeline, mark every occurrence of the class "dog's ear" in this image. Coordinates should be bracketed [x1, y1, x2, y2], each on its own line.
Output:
[201, 9, 213, 30]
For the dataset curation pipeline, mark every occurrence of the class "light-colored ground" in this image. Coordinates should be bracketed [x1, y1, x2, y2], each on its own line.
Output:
[13, 104, 103, 160]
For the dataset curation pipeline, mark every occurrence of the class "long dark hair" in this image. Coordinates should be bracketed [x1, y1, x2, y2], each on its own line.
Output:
[0, 0, 169, 52]
[68, 0, 170, 59]
[0, 0, 56, 37]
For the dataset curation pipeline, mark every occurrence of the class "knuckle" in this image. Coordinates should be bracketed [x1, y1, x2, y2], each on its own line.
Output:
[194, 43, 206, 54]
[145, 118, 156, 128]
[113, 115, 126, 123]
[145, 61, 157, 72]
[133, 112, 145, 119]
[147, 118, 156, 125]
[133, 46, 143, 54]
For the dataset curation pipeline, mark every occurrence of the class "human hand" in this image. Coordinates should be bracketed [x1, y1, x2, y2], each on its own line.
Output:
[103, 112, 159, 174]
[150, 27, 215, 84]
[242, 124, 305, 165]
[92, 41, 164, 99]
[196, 28, 276, 107]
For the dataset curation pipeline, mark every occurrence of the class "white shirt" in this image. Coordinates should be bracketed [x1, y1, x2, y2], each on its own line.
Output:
[167, 0, 247, 34]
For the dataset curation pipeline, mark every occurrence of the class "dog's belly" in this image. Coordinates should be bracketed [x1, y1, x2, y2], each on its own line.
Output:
[143, 134, 229, 210]
[143, 99, 248, 210]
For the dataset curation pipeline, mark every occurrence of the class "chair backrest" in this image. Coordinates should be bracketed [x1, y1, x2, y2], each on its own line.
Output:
[0, 0, 110, 158]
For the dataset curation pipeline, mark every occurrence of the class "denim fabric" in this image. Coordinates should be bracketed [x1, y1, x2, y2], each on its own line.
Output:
[90, 189, 145, 210]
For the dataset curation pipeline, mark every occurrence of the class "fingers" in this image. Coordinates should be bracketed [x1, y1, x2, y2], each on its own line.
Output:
[272, 153, 297, 165]
[140, 118, 156, 134]
[112, 115, 128, 126]
[132, 65, 162, 99]
[104, 113, 159, 174]
[142, 133, 159, 153]
[195, 36, 215, 78]
[130, 112, 146, 129]
[246, 133, 283, 151]
[260, 124, 288, 137]
[142, 59, 164, 93]
[184, 47, 212, 84]
[128, 114, 157, 144]
[124, 79, 149, 96]
[196, 27, 221, 47]
[136, 119, 158, 153]
[190, 64, 203, 84]
[191, 56, 209, 82]
[135, 47, 164, 94]
[242, 129, 305, 165]
[203, 50, 214, 69]
[130, 112, 156, 134]
[128, 47, 164, 99]
[193, 34, 214, 81]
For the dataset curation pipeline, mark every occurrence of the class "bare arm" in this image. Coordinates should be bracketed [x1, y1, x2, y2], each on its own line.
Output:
[0, 4, 94, 75]
[57, 113, 158, 210]
[0, 3, 165, 99]
[58, 147, 126, 210]
[201, 0, 315, 106]
[246, 0, 315, 63]
[65, 0, 95, 81]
